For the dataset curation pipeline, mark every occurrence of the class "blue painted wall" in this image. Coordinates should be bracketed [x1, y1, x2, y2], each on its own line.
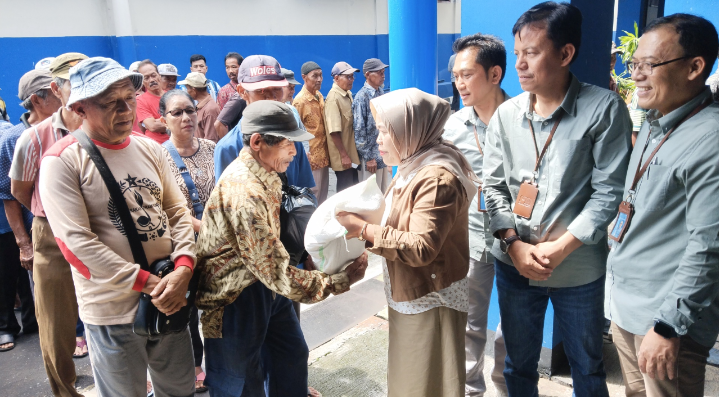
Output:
[664, 0, 719, 76]
[0, 33, 459, 125]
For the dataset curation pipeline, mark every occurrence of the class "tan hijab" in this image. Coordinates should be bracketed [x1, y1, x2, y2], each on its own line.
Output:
[370, 87, 479, 199]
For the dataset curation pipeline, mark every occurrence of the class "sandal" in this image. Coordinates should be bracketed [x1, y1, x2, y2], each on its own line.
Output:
[147, 380, 154, 397]
[0, 334, 14, 352]
[308, 386, 322, 397]
[195, 371, 208, 393]
[73, 338, 89, 358]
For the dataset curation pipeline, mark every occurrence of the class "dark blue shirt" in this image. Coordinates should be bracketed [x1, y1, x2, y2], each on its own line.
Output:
[0, 123, 34, 234]
[214, 118, 316, 188]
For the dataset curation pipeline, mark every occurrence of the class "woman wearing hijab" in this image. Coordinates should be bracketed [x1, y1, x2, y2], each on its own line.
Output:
[337, 88, 478, 397]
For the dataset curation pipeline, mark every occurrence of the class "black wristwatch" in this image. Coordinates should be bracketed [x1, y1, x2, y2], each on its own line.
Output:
[500, 234, 521, 254]
[654, 321, 678, 339]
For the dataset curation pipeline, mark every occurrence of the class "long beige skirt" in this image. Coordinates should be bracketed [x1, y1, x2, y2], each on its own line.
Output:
[387, 306, 467, 397]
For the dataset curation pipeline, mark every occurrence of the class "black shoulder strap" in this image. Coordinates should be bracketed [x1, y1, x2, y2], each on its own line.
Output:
[72, 130, 149, 270]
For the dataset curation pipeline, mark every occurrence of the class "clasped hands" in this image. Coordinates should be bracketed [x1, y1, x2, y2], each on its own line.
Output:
[505, 232, 581, 281]
[142, 266, 193, 316]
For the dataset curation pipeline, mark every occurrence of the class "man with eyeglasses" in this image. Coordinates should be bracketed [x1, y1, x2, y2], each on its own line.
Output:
[213, 55, 314, 190]
[325, 62, 361, 192]
[352, 58, 391, 193]
[606, 14, 719, 397]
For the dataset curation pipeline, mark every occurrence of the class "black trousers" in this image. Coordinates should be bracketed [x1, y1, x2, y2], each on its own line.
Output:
[335, 167, 358, 193]
[0, 231, 37, 336]
[189, 305, 204, 367]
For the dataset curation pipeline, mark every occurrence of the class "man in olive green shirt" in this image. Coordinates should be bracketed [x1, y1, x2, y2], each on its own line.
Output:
[606, 14, 719, 396]
[324, 61, 360, 192]
[483, 3, 631, 395]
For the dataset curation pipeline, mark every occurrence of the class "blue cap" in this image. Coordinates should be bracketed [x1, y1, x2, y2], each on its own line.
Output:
[66, 57, 143, 107]
[331, 62, 360, 76]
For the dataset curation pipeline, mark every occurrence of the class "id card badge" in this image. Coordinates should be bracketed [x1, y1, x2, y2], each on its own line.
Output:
[609, 201, 634, 243]
[478, 185, 487, 212]
[513, 181, 539, 219]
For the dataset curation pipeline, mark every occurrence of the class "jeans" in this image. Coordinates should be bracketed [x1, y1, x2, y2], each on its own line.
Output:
[204, 281, 309, 397]
[495, 260, 608, 397]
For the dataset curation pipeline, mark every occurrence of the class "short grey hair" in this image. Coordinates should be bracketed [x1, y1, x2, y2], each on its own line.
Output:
[241, 133, 286, 147]
[53, 77, 69, 88]
[21, 88, 50, 110]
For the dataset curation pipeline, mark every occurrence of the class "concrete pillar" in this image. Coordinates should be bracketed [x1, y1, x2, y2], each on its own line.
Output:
[387, 0, 438, 94]
[107, 0, 138, 67]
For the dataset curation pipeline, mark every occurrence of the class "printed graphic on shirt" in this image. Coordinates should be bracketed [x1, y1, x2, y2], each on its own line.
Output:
[108, 173, 167, 241]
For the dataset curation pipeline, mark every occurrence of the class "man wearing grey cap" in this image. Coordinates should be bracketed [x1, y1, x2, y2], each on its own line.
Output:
[16, 69, 62, 128]
[39, 57, 197, 397]
[352, 58, 391, 192]
[158, 63, 180, 92]
[325, 61, 361, 192]
[196, 100, 368, 397]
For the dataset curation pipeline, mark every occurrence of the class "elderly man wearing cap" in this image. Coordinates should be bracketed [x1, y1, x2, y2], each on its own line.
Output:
[293, 61, 331, 204]
[196, 100, 368, 397]
[179, 72, 221, 142]
[39, 57, 197, 397]
[6, 54, 91, 375]
[325, 61, 361, 192]
[158, 63, 180, 92]
[136, 59, 170, 143]
[352, 58, 391, 192]
[213, 55, 314, 190]
[0, 69, 59, 355]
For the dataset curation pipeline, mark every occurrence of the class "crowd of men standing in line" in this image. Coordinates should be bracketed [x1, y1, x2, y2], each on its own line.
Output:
[1, 1, 719, 397]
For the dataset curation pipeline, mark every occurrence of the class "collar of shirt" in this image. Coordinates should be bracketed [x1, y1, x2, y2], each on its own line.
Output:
[299, 86, 322, 103]
[331, 82, 351, 98]
[239, 148, 282, 192]
[645, 88, 713, 136]
[20, 112, 31, 128]
[52, 110, 71, 136]
[524, 74, 581, 121]
[197, 95, 212, 110]
[362, 81, 383, 96]
[460, 89, 512, 129]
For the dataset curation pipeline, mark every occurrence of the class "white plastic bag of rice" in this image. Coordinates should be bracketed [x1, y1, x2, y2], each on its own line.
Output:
[304, 174, 386, 274]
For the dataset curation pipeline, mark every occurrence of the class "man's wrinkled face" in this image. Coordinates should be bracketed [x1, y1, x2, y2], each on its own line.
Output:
[160, 75, 177, 91]
[302, 69, 323, 93]
[74, 78, 137, 138]
[284, 84, 296, 102]
[366, 69, 385, 89]
[139, 64, 161, 94]
[335, 73, 354, 91]
[239, 86, 284, 104]
[514, 25, 566, 95]
[226, 58, 240, 83]
[253, 134, 297, 173]
[191, 60, 208, 75]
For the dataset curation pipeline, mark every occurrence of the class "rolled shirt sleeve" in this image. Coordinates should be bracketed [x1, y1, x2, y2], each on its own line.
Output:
[483, 112, 518, 237]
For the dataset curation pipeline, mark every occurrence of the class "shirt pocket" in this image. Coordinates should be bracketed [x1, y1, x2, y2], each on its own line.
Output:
[550, 138, 592, 194]
[634, 164, 671, 211]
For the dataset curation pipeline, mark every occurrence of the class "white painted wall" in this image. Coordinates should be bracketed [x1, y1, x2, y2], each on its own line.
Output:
[0, 0, 460, 37]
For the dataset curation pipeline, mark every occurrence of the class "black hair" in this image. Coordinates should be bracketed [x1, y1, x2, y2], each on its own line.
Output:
[159, 89, 195, 116]
[644, 13, 719, 80]
[241, 133, 285, 147]
[452, 33, 507, 83]
[512, 1, 582, 64]
[225, 52, 244, 65]
[137, 59, 158, 72]
[190, 54, 207, 65]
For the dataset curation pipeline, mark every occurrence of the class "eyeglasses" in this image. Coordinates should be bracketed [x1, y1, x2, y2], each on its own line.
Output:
[340, 74, 355, 80]
[165, 108, 197, 117]
[628, 56, 691, 76]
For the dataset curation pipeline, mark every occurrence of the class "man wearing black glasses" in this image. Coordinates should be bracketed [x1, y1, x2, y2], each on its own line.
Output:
[606, 14, 719, 397]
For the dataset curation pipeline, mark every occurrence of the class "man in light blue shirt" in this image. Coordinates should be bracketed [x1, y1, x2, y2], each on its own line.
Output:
[606, 14, 719, 396]
[442, 33, 510, 397]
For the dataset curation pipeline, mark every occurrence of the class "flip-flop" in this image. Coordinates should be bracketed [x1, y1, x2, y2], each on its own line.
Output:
[73, 339, 89, 358]
[195, 371, 208, 393]
[0, 334, 15, 352]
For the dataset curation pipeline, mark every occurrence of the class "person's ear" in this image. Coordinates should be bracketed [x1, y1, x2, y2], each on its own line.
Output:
[560, 43, 576, 67]
[238, 86, 250, 101]
[489, 65, 503, 85]
[249, 133, 264, 152]
[686, 56, 707, 83]
[70, 101, 88, 120]
[50, 81, 63, 100]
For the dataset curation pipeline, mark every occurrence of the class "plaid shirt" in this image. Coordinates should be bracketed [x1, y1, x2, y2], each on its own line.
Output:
[352, 82, 386, 170]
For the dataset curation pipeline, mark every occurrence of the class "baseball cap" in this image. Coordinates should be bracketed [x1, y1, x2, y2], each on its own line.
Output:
[281, 68, 301, 85]
[50, 53, 89, 80]
[363, 58, 389, 74]
[301, 61, 321, 76]
[241, 100, 315, 142]
[66, 57, 144, 107]
[158, 63, 180, 76]
[178, 72, 207, 88]
[238, 55, 288, 91]
[18, 69, 53, 101]
[35, 57, 55, 71]
[331, 62, 360, 76]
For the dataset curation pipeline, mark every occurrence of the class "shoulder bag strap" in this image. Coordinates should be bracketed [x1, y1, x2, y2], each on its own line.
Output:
[72, 130, 150, 270]
[162, 140, 204, 220]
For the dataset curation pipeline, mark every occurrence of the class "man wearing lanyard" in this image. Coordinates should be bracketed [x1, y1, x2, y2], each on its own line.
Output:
[483, 3, 632, 396]
[442, 33, 510, 397]
[606, 14, 719, 397]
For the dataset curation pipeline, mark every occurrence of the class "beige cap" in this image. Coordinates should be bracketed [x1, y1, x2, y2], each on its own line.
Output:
[49, 53, 89, 79]
[178, 72, 207, 88]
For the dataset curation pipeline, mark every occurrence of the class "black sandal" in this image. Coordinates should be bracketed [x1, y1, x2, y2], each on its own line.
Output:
[0, 334, 15, 352]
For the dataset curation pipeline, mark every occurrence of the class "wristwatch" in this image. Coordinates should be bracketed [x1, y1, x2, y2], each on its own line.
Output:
[654, 321, 678, 339]
[500, 234, 521, 254]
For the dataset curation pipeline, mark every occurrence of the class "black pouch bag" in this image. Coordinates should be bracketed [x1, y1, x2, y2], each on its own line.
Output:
[278, 173, 318, 267]
[72, 131, 194, 337]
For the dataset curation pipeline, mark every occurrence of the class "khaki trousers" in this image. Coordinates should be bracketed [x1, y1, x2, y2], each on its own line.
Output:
[611, 322, 710, 397]
[311, 166, 329, 205]
[357, 161, 392, 193]
[388, 306, 467, 397]
[33, 216, 82, 397]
